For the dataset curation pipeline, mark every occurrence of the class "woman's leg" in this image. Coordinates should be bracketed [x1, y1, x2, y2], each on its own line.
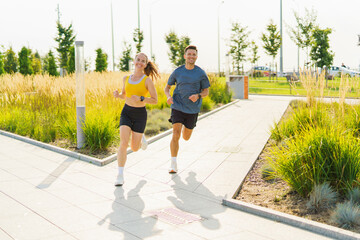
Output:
[117, 125, 132, 167]
[130, 131, 143, 152]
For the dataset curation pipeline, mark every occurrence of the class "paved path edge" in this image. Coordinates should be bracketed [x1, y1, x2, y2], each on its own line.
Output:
[223, 198, 360, 240]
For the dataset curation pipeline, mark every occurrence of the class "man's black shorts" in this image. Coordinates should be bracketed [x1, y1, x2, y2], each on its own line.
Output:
[120, 104, 147, 133]
[168, 108, 198, 130]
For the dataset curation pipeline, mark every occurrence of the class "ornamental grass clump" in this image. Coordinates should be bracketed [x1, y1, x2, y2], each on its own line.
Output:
[267, 126, 360, 197]
[306, 182, 337, 213]
[347, 187, 360, 205]
[331, 201, 360, 229]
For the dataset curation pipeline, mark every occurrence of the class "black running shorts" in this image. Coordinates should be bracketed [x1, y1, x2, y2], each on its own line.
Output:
[120, 104, 147, 133]
[168, 108, 199, 130]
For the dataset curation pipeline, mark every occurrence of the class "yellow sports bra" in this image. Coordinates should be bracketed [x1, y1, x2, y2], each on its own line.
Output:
[125, 75, 149, 97]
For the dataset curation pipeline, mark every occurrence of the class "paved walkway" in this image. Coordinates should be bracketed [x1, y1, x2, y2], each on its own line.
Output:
[0, 95, 335, 240]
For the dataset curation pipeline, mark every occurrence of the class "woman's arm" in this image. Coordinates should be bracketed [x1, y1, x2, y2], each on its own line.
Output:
[113, 76, 127, 99]
[143, 77, 158, 104]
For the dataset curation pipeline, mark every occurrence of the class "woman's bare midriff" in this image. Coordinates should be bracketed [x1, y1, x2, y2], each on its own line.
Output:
[125, 98, 146, 108]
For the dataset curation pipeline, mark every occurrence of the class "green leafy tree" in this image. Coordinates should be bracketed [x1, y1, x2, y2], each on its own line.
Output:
[31, 51, 42, 74]
[0, 49, 5, 75]
[228, 22, 250, 74]
[310, 27, 334, 70]
[18, 46, 33, 75]
[261, 20, 281, 77]
[67, 45, 75, 74]
[133, 28, 144, 53]
[288, 8, 317, 63]
[55, 22, 76, 75]
[4, 47, 18, 74]
[118, 41, 132, 72]
[165, 31, 191, 67]
[47, 50, 59, 76]
[95, 48, 108, 72]
[249, 41, 260, 78]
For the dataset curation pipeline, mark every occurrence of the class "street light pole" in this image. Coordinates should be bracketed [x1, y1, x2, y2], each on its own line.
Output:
[217, 0, 224, 76]
[150, 0, 161, 61]
[111, 1, 115, 71]
[137, 0, 140, 31]
[280, 0, 283, 76]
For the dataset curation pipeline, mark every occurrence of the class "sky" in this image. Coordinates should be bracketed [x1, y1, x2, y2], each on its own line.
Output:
[1, 0, 360, 73]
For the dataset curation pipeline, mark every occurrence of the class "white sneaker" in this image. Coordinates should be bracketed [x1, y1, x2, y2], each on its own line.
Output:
[169, 161, 178, 174]
[141, 135, 148, 150]
[114, 174, 124, 186]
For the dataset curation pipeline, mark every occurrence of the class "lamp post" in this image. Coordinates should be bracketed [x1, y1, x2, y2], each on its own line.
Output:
[217, 0, 224, 76]
[280, 0, 283, 76]
[149, 0, 161, 61]
[75, 41, 85, 149]
[137, 0, 140, 31]
[110, 1, 115, 71]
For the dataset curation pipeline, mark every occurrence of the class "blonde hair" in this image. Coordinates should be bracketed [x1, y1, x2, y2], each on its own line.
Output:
[135, 53, 160, 80]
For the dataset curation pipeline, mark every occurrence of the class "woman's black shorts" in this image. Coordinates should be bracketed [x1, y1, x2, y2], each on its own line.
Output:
[168, 108, 198, 130]
[120, 104, 147, 133]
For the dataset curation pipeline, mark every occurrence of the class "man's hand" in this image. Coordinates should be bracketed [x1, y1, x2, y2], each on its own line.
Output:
[188, 94, 200, 103]
[167, 96, 173, 105]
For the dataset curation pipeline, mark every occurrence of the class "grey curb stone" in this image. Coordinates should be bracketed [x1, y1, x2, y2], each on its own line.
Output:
[223, 198, 360, 240]
[0, 99, 240, 166]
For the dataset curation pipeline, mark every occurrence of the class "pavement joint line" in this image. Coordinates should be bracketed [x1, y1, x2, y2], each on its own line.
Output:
[222, 198, 360, 240]
[0, 99, 240, 167]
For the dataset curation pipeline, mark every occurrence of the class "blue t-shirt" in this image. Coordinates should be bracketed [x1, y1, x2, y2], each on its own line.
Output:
[168, 65, 210, 114]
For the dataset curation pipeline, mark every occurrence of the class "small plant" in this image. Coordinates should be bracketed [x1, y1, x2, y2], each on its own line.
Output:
[261, 164, 275, 181]
[347, 187, 360, 205]
[306, 182, 337, 212]
[331, 201, 360, 229]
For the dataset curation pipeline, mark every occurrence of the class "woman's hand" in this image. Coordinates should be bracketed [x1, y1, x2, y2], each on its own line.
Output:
[113, 89, 120, 98]
[131, 95, 141, 102]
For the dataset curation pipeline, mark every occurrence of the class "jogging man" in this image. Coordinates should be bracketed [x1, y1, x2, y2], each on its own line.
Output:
[164, 45, 210, 173]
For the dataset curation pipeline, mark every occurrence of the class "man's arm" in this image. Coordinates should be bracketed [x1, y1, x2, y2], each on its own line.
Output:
[188, 88, 209, 103]
[164, 84, 173, 104]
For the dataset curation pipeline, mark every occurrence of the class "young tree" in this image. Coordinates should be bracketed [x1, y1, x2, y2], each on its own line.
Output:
[249, 41, 260, 78]
[18, 47, 34, 75]
[228, 22, 250, 74]
[47, 50, 59, 76]
[165, 31, 191, 67]
[118, 41, 132, 72]
[310, 27, 334, 71]
[261, 20, 281, 78]
[55, 22, 76, 76]
[67, 45, 75, 74]
[0, 48, 5, 75]
[4, 47, 18, 74]
[133, 28, 144, 53]
[288, 8, 317, 64]
[31, 51, 42, 74]
[95, 48, 108, 72]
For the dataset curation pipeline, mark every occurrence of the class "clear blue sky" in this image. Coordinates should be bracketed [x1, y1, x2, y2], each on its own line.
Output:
[1, 0, 360, 73]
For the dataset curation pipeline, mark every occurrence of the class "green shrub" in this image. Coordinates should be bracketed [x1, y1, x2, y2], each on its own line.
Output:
[306, 182, 337, 212]
[208, 75, 232, 104]
[331, 201, 360, 229]
[261, 164, 275, 181]
[201, 97, 215, 112]
[83, 111, 118, 152]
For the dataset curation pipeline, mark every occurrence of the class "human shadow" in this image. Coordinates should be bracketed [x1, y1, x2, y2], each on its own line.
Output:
[168, 172, 225, 230]
[98, 180, 161, 239]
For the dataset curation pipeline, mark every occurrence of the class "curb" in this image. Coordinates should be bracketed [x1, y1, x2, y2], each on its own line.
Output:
[0, 99, 240, 166]
[223, 198, 360, 240]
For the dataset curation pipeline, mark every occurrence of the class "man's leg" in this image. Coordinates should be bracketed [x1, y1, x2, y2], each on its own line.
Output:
[169, 123, 182, 173]
[182, 127, 193, 141]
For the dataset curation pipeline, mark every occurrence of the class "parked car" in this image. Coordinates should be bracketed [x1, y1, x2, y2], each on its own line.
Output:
[329, 66, 360, 77]
[249, 66, 276, 77]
